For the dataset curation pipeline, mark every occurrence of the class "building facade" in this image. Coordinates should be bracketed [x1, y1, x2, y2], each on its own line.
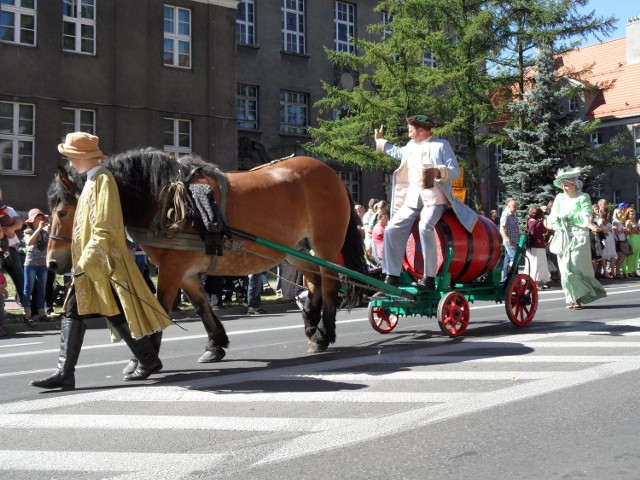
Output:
[0, 0, 239, 212]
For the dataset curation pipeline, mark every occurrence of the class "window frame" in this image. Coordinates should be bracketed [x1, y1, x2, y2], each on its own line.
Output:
[0, 0, 37, 46]
[334, 1, 355, 53]
[236, 0, 255, 45]
[281, 0, 305, 54]
[338, 170, 360, 203]
[61, 107, 96, 140]
[237, 84, 258, 130]
[163, 4, 192, 69]
[0, 100, 35, 174]
[279, 90, 308, 136]
[62, 0, 96, 55]
[634, 125, 640, 156]
[163, 117, 192, 158]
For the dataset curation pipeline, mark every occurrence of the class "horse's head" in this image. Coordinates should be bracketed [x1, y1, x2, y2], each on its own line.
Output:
[47, 166, 82, 274]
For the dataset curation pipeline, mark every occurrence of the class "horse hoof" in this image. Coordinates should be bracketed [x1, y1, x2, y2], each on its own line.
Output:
[198, 349, 226, 363]
[307, 343, 328, 354]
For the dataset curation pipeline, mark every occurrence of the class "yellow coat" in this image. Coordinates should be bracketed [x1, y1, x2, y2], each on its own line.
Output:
[68, 166, 173, 339]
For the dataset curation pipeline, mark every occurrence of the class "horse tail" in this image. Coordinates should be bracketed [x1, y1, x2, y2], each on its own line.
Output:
[339, 188, 368, 309]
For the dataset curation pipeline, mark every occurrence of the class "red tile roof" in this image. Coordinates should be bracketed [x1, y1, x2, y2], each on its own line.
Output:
[557, 37, 640, 120]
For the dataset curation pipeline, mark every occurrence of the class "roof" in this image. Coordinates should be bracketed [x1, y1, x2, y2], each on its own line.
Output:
[556, 37, 640, 121]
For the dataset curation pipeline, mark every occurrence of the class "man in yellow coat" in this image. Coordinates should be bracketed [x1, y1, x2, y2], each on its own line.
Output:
[31, 132, 173, 391]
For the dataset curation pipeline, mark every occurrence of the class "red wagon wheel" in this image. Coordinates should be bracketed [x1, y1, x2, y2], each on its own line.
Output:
[437, 291, 470, 337]
[368, 292, 399, 334]
[505, 273, 538, 327]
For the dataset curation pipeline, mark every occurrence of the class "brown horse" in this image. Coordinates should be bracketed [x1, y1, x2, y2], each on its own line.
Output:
[46, 149, 366, 363]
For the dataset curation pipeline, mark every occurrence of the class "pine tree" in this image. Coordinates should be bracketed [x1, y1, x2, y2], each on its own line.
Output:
[307, 0, 500, 209]
[500, 47, 631, 212]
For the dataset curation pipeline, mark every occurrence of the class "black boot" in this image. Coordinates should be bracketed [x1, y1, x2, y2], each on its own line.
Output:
[112, 324, 163, 381]
[412, 277, 436, 290]
[30, 318, 86, 390]
[384, 275, 400, 286]
[122, 331, 162, 375]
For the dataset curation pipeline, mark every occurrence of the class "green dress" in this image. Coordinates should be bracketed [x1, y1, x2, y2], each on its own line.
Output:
[547, 191, 607, 305]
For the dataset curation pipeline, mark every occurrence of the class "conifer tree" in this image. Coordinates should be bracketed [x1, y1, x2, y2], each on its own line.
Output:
[500, 47, 631, 211]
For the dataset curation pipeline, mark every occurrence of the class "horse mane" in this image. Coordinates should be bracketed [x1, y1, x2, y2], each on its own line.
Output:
[47, 166, 86, 212]
[103, 148, 220, 226]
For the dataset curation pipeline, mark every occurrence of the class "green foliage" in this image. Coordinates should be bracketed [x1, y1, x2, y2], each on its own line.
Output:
[499, 47, 634, 214]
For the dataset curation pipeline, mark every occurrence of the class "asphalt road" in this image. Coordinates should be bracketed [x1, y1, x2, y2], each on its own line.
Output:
[1, 280, 640, 479]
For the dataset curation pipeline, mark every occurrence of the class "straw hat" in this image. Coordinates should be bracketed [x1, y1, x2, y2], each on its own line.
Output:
[553, 166, 584, 189]
[26, 208, 47, 225]
[58, 132, 106, 159]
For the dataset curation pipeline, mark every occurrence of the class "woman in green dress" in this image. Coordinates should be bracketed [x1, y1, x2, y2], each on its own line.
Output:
[547, 167, 607, 310]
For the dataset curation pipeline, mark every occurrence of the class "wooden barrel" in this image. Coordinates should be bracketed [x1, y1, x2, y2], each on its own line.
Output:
[403, 209, 501, 284]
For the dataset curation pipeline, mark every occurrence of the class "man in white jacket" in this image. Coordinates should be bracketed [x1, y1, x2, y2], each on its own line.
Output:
[374, 115, 476, 290]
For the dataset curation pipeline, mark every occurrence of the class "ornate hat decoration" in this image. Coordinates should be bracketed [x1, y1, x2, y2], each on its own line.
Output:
[553, 166, 584, 189]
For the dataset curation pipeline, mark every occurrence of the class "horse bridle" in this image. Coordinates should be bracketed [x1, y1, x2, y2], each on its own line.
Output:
[49, 232, 72, 243]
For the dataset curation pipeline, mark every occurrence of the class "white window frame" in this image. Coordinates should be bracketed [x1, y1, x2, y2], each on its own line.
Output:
[237, 84, 258, 130]
[164, 4, 191, 69]
[282, 0, 305, 54]
[334, 1, 355, 53]
[163, 118, 192, 158]
[590, 131, 603, 146]
[568, 96, 579, 112]
[61, 108, 95, 140]
[339, 170, 360, 202]
[494, 144, 503, 167]
[0, 101, 35, 174]
[423, 52, 437, 68]
[612, 189, 621, 206]
[634, 125, 640, 156]
[381, 12, 392, 38]
[496, 191, 507, 210]
[0, 0, 36, 46]
[279, 90, 308, 135]
[62, 0, 96, 55]
[236, 0, 255, 45]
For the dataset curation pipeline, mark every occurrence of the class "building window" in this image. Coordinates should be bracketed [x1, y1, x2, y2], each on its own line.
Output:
[496, 191, 507, 209]
[634, 125, 640, 156]
[568, 96, 579, 112]
[339, 170, 360, 202]
[612, 189, 621, 206]
[236, 0, 255, 45]
[494, 144, 503, 167]
[0, 101, 35, 174]
[62, 0, 96, 54]
[282, 0, 304, 54]
[163, 118, 191, 157]
[423, 52, 437, 68]
[237, 84, 258, 130]
[62, 108, 95, 139]
[279, 90, 308, 135]
[0, 0, 36, 46]
[590, 131, 602, 146]
[164, 5, 191, 68]
[334, 1, 355, 53]
[591, 184, 604, 199]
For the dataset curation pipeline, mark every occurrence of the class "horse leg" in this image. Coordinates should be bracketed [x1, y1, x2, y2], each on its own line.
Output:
[302, 273, 328, 353]
[180, 275, 229, 363]
[318, 269, 342, 350]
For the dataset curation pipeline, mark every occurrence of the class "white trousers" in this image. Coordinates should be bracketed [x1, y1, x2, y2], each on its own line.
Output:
[383, 202, 446, 278]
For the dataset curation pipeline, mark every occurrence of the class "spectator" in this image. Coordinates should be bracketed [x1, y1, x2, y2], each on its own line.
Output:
[373, 115, 476, 290]
[623, 207, 640, 276]
[372, 212, 388, 260]
[547, 167, 606, 309]
[597, 208, 616, 279]
[354, 204, 366, 238]
[500, 198, 520, 281]
[0, 271, 7, 337]
[490, 209, 500, 226]
[0, 190, 25, 306]
[22, 208, 49, 325]
[362, 198, 378, 230]
[525, 206, 551, 290]
[247, 272, 267, 315]
[589, 205, 605, 277]
[612, 207, 629, 278]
